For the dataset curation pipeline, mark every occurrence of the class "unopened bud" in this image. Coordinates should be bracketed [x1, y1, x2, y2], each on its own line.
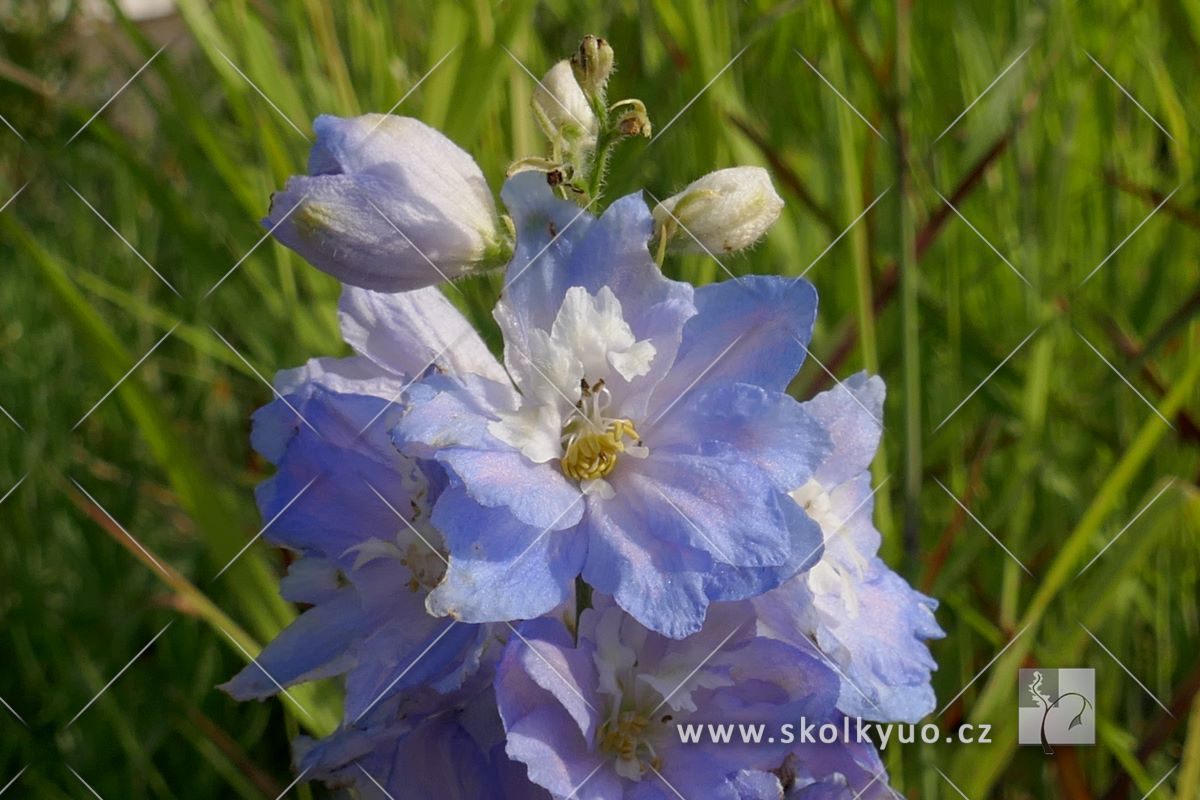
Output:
[533, 61, 599, 149]
[571, 35, 614, 96]
[652, 167, 784, 254]
[617, 110, 651, 138]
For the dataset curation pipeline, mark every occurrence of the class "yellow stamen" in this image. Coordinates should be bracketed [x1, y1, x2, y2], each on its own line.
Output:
[560, 418, 640, 481]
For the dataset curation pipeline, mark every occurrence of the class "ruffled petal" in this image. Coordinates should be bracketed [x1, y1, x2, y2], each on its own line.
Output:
[650, 276, 817, 408]
[339, 285, 508, 383]
[426, 487, 587, 622]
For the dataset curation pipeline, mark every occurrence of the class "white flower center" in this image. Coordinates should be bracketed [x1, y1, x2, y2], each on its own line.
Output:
[791, 479, 870, 616]
[344, 463, 447, 592]
[589, 607, 731, 780]
[492, 286, 655, 496]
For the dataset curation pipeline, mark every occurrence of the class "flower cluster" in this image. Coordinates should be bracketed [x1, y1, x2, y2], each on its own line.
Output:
[225, 37, 942, 799]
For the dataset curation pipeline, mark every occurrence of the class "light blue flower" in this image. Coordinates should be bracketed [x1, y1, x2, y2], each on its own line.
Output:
[222, 284, 509, 719]
[265, 114, 509, 292]
[295, 675, 548, 800]
[754, 374, 944, 723]
[734, 733, 892, 799]
[394, 173, 831, 638]
[495, 596, 868, 799]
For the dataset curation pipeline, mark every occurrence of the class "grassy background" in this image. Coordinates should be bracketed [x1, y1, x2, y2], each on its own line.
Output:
[2, 1, 1199, 797]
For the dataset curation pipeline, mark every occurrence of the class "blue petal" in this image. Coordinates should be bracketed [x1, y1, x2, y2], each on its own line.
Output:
[649, 382, 832, 492]
[498, 178, 696, 418]
[343, 616, 488, 721]
[802, 372, 886, 487]
[816, 560, 943, 723]
[650, 276, 818, 408]
[338, 285, 508, 384]
[495, 619, 619, 799]
[265, 168, 477, 292]
[581, 495, 713, 639]
[426, 486, 586, 622]
[220, 588, 360, 700]
[394, 376, 585, 531]
[613, 450, 794, 569]
[705, 495, 824, 602]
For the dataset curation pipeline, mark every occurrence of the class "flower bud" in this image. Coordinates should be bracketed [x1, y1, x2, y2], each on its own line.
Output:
[533, 61, 599, 149]
[265, 114, 509, 293]
[652, 167, 784, 254]
[570, 34, 614, 96]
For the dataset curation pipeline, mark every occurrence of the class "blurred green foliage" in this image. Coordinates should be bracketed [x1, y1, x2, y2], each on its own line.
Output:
[1, 1, 1198, 797]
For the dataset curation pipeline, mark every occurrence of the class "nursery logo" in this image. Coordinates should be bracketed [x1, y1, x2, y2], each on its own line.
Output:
[1018, 668, 1095, 752]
